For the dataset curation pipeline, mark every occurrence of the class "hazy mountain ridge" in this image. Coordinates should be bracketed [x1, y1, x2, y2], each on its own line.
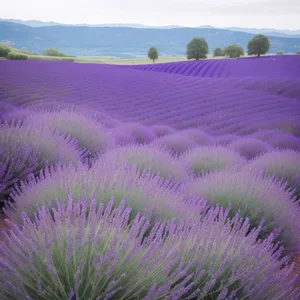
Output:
[1, 21, 300, 57]
[2, 18, 300, 37]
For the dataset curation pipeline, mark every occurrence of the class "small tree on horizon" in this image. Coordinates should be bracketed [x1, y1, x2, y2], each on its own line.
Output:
[276, 50, 284, 55]
[186, 37, 209, 60]
[297, 51, 300, 54]
[247, 34, 270, 57]
[147, 47, 158, 63]
[213, 48, 223, 57]
[223, 44, 244, 58]
[43, 48, 68, 57]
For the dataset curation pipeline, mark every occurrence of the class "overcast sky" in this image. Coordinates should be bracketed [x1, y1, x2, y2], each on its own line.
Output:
[1, 0, 300, 30]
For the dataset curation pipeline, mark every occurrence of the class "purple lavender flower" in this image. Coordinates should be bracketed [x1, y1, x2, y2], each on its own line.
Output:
[5, 163, 204, 225]
[95, 144, 187, 181]
[178, 128, 215, 146]
[0, 199, 298, 299]
[228, 137, 272, 160]
[185, 168, 300, 253]
[123, 122, 156, 144]
[151, 133, 198, 156]
[180, 145, 246, 176]
[0, 122, 80, 202]
[150, 124, 176, 137]
[24, 110, 116, 160]
[251, 129, 300, 151]
[247, 149, 300, 200]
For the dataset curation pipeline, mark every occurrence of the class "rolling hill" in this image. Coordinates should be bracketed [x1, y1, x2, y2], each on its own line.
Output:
[1, 21, 300, 57]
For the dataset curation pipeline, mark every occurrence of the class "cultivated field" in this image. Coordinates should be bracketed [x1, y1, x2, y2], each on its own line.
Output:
[0, 56, 300, 299]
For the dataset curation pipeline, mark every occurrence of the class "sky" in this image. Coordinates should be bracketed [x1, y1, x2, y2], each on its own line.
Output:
[1, 0, 300, 30]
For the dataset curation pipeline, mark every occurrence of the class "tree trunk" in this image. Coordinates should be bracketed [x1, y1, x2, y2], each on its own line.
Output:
[257, 53, 260, 58]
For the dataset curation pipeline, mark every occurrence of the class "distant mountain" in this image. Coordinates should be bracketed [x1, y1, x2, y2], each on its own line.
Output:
[1, 21, 300, 57]
[1, 18, 300, 37]
[0, 19, 184, 29]
[224, 27, 300, 38]
[0, 19, 61, 27]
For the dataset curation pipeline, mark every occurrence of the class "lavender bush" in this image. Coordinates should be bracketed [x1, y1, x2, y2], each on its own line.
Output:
[24, 110, 116, 159]
[5, 163, 204, 225]
[150, 124, 176, 137]
[0, 199, 298, 299]
[228, 137, 271, 160]
[180, 146, 246, 176]
[185, 169, 300, 253]
[151, 134, 198, 156]
[0, 122, 80, 202]
[247, 149, 300, 199]
[178, 128, 214, 146]
[95, 144, 187, 180]
[251, 130, 300, 151]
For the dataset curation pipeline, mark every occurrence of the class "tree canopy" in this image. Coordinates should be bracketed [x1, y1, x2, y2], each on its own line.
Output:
[213, 48, 223, 57]
[43, 48, 68, 57]
[147, 47, 159, 63]
[223, 44, 244, 58]
[276, 50, 284, 55]
[186, 37, 208, 60]
[247, 34, 270, 57]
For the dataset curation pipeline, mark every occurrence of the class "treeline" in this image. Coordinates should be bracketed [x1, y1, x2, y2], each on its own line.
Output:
[0, 45, 70, 60]
[148, 34, 300, 62]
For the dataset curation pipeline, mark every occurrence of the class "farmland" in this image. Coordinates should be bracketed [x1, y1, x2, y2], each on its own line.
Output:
[0, 56, 300, 299]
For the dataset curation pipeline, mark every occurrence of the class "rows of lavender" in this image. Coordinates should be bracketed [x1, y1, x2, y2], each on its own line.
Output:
[0, 57, 300, 299]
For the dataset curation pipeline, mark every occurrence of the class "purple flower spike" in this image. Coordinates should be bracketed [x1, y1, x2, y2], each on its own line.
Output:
[0, 199, 298, 299]
[185, 168, 300, 254]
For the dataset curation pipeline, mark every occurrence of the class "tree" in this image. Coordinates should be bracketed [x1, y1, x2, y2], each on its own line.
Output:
[0, 47, 10, 58]
[186, 37, 208, 60]
[223, 44, 244, 58]
[147, 47, 158, 63]
[43, 48, 67, 57]
[276, 50, 284, 55]
[213, 48, 223, 57]
[247, 34, 270, 57]
[297, 51, 300, 54]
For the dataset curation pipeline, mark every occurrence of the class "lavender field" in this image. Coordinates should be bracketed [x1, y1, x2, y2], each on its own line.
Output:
[0, 56, 300, 299]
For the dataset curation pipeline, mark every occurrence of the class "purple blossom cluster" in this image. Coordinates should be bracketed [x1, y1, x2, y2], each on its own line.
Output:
[0, 56, 300, 298]
[0, 199, 299, 299]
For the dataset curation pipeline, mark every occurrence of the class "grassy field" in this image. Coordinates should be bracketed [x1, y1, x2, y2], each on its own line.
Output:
[0, 42, 291, 65]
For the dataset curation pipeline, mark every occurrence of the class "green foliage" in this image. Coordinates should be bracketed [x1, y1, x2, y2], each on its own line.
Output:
[276, 50, 284, 55]
[213, 47, 223, 57]
[147, 46, 158, 63]
[247, 34, 270, 57]
[0, 47, 10, 58]
[297, 51, 300, 54]
[186, 37, 208, 60]
[7, 53, 28, 60]
[20, 47, 30, 54]
[43, 48, 68, 57]
[223, 44, 244, 58]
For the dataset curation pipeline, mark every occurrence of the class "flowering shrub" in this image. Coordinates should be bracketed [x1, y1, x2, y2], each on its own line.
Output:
[185, 169, 300, 253]
[95, 144, 186, 180]
[124, 123, 156, 144]
[178, 128, 214, 145]
[150, 124, 176, 137]
[25, 110, 116, 159]
[0, 199, 298, 299]
[229, 137, 271, 160]
[247, 149, 300, 199]
[151, 134, 197, 156]
[5, 163, 203, 225]
[180, 146, 246, 176]
[0, 122, 80, 201]
[251, 130, 300, 151]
